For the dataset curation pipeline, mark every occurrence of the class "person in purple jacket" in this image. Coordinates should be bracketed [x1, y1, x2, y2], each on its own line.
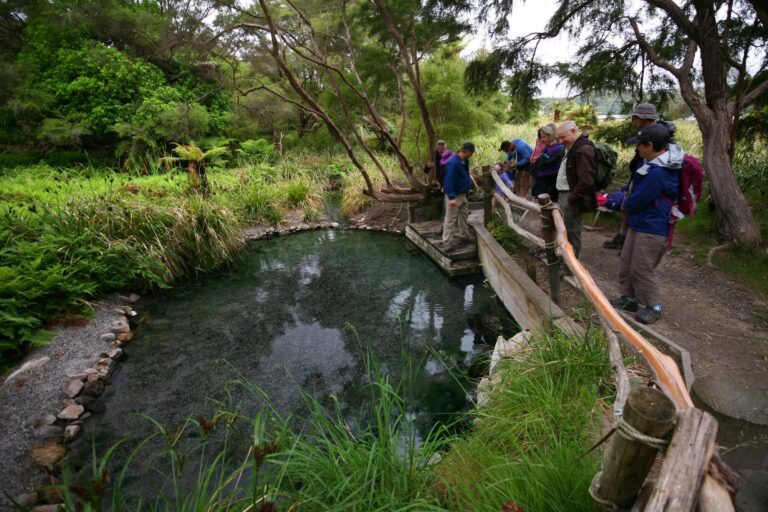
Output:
[610, 124, 680, 324]
[529, 123, 565, 199]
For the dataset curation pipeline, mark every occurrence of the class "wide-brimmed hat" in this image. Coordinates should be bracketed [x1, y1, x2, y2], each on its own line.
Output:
[630, 103, 659, 120]
[626, 124, 670, 145]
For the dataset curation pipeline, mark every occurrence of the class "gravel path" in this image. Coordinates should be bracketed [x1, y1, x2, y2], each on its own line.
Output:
[0, 297, 127, 509]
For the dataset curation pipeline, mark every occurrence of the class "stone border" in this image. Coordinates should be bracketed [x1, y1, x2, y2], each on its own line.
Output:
[244, 221, 404, 241]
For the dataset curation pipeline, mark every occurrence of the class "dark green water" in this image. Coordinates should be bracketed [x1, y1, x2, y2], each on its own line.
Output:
[70, 230, 516, 470]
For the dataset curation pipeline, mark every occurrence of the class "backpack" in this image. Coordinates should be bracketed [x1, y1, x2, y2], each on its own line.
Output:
[677, 154, 704, 216]
[662, 153, 705, 251]
[593, 142, 618, 191]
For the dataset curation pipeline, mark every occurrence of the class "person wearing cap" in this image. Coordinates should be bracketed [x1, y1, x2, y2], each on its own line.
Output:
[499, 139, 533, 198]
[424, 140, 449, 189]
[442, 142, 476, 249]
[610, 124, 680, 324]
[555, 120, 597, 260]
[604, 103, 678, 249]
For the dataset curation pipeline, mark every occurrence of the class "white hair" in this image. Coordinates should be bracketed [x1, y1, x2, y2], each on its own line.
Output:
[558, 120, 578, 133]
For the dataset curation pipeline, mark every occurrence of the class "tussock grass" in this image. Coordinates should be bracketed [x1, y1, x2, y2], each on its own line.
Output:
[432, 330, 611, 512]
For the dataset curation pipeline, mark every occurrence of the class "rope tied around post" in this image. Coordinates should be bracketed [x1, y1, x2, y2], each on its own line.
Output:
[616, 415, 670, 451]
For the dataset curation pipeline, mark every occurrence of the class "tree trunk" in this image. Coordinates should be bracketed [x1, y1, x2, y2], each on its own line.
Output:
[699, 110, 762, 247]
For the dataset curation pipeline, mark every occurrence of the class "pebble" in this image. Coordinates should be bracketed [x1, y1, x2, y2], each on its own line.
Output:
[56, 405, 84, 421]
[116, 331, 134, 342]
[31, 441, 66, 467]
[109, 319, 130, 334]
[82, 379, 105, 397]
[107, 347, 124, 361]
[65, 379, 84, 398]
[64, 425, 81, 441]
[100, 332, 116, 342]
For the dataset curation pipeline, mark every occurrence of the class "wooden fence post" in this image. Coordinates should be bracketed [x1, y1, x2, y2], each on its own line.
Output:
[483, 165, 492, 226]
[592, 386, 677, 510]
[537, 193, 561, 305]
[640, 408, 719, 512]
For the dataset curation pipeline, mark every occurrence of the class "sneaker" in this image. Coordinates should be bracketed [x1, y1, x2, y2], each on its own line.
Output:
[610, 296, 639, 312]
[636, 305, 662, 324]
[603, 233, 625, 249]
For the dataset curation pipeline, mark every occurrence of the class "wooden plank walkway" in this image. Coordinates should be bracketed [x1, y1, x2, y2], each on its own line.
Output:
[404, 210, 483, 276]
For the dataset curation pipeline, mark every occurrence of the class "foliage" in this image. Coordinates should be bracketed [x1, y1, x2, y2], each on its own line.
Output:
[0, 157, 329, 363]
[238, 139, 278, 163]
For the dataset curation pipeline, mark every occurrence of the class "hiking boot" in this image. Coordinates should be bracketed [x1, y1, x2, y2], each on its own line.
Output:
[610, 296, 639, 312]
[603, 233, 625, 249]
[636, 306, 662, 325]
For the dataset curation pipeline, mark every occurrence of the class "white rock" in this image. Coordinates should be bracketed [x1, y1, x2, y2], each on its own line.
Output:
[107, 347, 124, 360]
[65, 379, 84, 398]
[489, 331, 533, 375]
[331, 222, 339, 228]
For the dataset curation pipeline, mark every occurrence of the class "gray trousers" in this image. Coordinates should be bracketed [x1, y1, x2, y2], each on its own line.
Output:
[442, 194, 470, 243]
[557, 191, 583, 258]
[619, 228, 667, 306]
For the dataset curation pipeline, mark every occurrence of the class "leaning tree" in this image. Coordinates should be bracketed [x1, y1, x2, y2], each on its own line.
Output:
[212, 0, 470, 203]
[469, 0, 767, 247]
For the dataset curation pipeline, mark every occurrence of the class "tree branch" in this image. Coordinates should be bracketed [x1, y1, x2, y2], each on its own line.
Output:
[646, 0, 700, 39]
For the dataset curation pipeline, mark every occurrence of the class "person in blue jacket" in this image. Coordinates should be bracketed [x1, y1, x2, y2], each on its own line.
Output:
[499, 139, 533, 197]
[442, 142, 475, 249]
[610, 124, 680, 324]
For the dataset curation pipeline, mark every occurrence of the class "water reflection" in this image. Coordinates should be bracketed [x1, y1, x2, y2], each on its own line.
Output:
[70, 230, 517, 465]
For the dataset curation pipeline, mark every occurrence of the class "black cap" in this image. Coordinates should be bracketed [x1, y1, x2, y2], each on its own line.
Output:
[460, 142, 476, 152]
[498, 140, 509, 151]
[626, 124, 671, 145]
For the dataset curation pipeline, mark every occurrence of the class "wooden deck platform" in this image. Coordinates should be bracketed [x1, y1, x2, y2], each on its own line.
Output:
[405, 212, 483, 276]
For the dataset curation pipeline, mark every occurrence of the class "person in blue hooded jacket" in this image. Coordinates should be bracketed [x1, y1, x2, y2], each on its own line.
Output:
[610, 124, 680, 324]
[442, 142, 475, 248]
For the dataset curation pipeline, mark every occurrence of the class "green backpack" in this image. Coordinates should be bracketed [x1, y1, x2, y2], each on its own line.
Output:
[593, 142, 618, 191]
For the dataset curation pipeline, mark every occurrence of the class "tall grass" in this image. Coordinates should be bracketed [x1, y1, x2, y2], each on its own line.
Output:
[51, 330, 611, 511]
[433, 330, 611, 511]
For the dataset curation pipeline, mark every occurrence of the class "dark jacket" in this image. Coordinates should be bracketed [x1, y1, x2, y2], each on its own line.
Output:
[564, 135, 597, 214]
[423, 150, 446, 187]
[443, 153, 473, 199]
[625, 152, 680, 237]
[530, 143, 565, 178]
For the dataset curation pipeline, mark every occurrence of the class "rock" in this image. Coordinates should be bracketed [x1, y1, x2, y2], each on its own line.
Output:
[98, 357, 115, 371]
[116, 331, 134, 343]
[66, 372, 88, 380]
[121, 293, 141, 303]
[13, 492, 37, 507]
[86, 373, 100, 383]
[107, 347, 124, 361]
[86, 400, 106, 413]
[4, 356, 51, 384]
[109, 319, 130, 334]
[489, 331, 533, 376]
[100, 332, 116, 342]
[84, 368, 98, 375]
[38, 414, 57, 426]
[82, 379, 105, 397]
[31, 442, 66, 467]
[331, 222, 339, 228]
[79, 412, 91, 421]
[110, 340, 123, 349]
[56, 405, 84, 421]
[65, 379, 84, 398]
[64, 425, 81, 441]
[74, 394, 96, 407]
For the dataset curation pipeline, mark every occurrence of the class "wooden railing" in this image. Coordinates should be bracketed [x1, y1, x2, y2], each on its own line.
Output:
[484, 168, 734, 511]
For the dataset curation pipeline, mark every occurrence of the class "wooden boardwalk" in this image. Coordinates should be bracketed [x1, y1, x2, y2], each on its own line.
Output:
[404, 210, 484, 276]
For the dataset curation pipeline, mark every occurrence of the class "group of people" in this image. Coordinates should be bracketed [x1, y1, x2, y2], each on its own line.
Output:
[426, 103, 683, 325]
